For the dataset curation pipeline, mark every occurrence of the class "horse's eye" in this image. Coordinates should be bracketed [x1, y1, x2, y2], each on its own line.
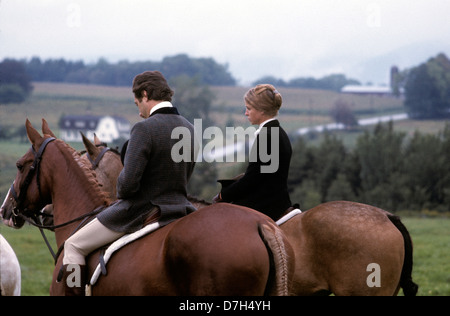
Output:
[16, 163, 24, 171]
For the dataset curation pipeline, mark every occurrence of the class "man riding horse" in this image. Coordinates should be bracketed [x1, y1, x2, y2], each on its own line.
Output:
[60, 71, 198, 295]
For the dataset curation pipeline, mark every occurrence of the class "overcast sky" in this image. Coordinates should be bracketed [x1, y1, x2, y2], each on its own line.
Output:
[1, 0, 449, 85]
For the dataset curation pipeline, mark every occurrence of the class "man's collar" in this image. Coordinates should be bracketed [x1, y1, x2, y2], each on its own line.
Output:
[150, 101, 173, 116]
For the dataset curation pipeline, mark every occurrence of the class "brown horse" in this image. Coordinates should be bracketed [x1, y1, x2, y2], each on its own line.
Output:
[282, 202, 417, 295]
[187, 198, 417, 296]
[79, 132, 123, 201]
[1, 119, 294, 296]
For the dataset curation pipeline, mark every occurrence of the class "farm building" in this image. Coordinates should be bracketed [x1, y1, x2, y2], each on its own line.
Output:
[341, 66, 404, 97]
[59, 115, 130, 143]
[340, 85, 393, 96]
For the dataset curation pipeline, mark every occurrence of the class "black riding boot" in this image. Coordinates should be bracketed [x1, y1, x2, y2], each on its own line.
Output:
[57, 264, 87, 296]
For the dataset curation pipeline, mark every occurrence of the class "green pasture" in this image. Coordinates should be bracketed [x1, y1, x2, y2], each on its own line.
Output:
[1, 217, 448, 296]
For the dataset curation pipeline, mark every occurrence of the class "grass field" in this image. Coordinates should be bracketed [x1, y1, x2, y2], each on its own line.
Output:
[1, 216, 448, 296]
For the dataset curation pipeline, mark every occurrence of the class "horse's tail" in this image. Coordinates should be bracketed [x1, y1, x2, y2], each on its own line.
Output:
[387, 214, 419, 296]
[258, 223, 293, 296]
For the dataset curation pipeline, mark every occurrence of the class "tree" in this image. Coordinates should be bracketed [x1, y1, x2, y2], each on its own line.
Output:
[402, 131, 444, 210]
[169, 75, 215, 126]
[0, 59, 33, 104]
[404, 53, 450, 118]
[0, 85, 27, 104]
[355, 122, 406, 210]
[330, 99, 358, 128]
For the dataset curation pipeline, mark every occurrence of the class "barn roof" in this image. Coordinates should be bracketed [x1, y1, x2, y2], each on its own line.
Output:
[341, 85, 392, 94]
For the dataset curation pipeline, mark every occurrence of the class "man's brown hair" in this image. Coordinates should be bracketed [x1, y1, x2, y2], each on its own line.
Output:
[132, 71, 174, 102]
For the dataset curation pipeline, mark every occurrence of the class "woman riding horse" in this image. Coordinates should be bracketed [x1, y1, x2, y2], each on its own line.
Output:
[213, 84, 294, 221]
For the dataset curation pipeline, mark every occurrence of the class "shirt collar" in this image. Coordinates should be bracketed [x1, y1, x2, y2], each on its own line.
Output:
[150, 101, 173, 116]
[254, 117, 278, 136]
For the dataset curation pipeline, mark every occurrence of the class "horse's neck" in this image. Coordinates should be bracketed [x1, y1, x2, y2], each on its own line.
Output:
[47, 145, 107, 246]
[96, 153, 123, 200]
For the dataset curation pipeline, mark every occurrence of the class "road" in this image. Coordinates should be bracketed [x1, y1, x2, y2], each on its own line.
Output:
[204, 113, 409, 161]
[295, 113, 408, 136]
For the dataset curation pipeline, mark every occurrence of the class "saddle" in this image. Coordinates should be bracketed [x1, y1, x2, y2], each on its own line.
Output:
[276, 207, 302, 226]
[86, 207, 161, 294]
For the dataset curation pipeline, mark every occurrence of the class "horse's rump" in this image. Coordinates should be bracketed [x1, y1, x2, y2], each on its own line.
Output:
[163, 204, 292, 295]
[282, 201, 406, 295]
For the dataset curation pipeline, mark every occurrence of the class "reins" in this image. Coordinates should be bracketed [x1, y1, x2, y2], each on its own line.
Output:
[19, 205, 106, 264]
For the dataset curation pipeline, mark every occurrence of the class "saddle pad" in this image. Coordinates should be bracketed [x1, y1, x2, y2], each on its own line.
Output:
[87, 222, 160, 291]
[276, 209, 302, 226]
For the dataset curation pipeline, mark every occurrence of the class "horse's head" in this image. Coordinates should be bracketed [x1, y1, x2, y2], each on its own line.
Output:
[80, 132, 123, 200]
[2, 119, 55, 228]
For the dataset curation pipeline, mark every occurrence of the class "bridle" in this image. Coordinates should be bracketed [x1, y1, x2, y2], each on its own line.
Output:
[82, 142, 111, 170]
[10, 137, 56, 216]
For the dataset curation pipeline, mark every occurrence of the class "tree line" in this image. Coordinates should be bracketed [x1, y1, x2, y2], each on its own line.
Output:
[288, 122, 450, 213]
[2, 54, 235, 88]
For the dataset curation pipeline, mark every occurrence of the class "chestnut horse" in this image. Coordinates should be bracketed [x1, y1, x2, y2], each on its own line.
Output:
[189, 198, 417, 296]
[1, 120, 294, 296]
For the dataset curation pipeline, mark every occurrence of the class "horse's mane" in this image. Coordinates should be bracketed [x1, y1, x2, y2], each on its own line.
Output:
[54, 139, 111, 205]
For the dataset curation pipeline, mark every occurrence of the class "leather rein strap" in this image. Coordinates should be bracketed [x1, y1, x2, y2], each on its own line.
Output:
[86, 147, 110, 169]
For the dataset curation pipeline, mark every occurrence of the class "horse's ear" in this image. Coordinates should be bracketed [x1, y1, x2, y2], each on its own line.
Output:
[93, 133, 103, 146]
[81, 132, 99, 157]
[26, 119, 43, 145]
[42, 118, 56, 137]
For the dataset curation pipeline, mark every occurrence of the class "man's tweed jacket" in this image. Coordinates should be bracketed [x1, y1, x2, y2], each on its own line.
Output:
[97, 107, 197, 233]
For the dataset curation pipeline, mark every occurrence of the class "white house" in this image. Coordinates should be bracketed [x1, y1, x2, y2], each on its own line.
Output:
[59, 115, 130, 143]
